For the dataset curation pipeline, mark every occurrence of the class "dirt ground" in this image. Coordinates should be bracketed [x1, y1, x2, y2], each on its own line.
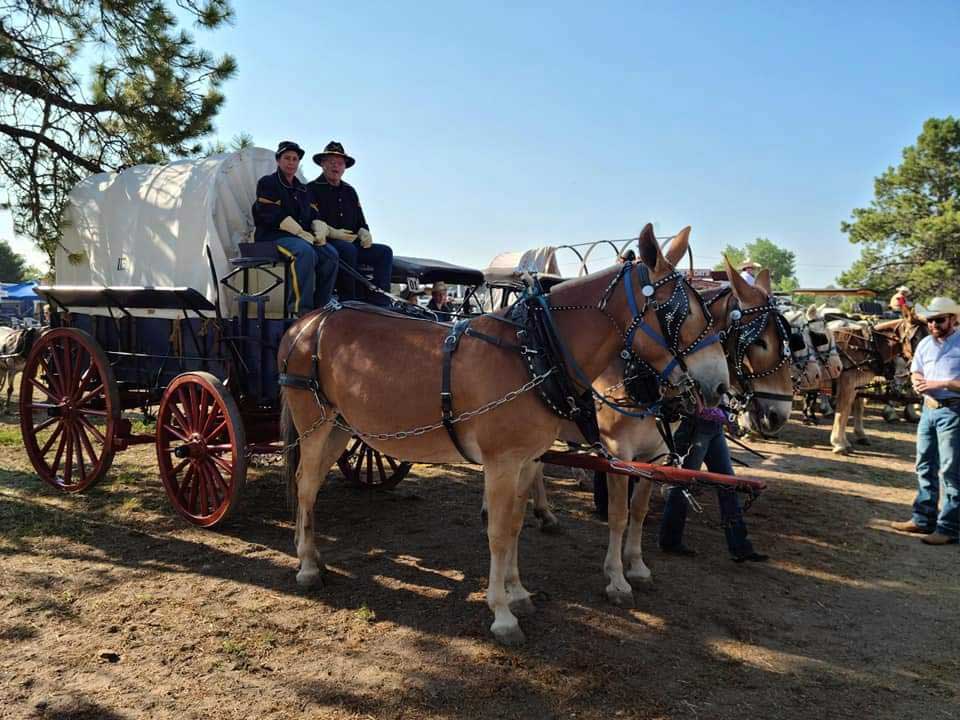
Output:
[1, 405, 958, 720]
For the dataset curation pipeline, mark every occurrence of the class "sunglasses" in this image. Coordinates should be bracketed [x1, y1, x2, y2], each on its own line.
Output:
[927, 316, 951, 326]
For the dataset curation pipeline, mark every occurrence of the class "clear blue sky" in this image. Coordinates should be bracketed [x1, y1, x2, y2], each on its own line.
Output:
[3, 0, 958, 285]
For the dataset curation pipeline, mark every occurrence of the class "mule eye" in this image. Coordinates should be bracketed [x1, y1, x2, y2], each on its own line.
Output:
[755, 338, 768, 350]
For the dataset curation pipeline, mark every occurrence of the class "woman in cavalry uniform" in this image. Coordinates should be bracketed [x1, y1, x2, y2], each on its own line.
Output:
[253, 140, 339, 316]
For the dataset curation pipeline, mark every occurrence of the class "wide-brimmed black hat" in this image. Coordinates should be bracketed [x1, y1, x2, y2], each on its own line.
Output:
[312, 141, 355, 168]
[275, 140, 305, 160]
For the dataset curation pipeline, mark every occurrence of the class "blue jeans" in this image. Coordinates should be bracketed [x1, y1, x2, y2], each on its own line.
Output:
[912, 405, 960, 537]
[327, 239, 393, 305]
[658, 418, 755, 557]
[275, 234, 338, 315]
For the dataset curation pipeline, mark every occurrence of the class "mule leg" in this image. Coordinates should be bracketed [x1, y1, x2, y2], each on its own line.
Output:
[852, 395, 870, 444]
[294, 425, 349, 587]
[603, 473, 633, 606]
[504, 462, 539, 615]
[484, 460, 527, 646]
[530, 462, 560, 533]
[831, 374, 855, 454]
[623, 478, 654, 585]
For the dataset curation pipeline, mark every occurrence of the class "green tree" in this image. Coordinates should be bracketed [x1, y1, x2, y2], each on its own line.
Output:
[714, 237, 797, 286]
[0, 237, 28, 281]
[0, 1, 236, 266]
[839, 116, 960, 301]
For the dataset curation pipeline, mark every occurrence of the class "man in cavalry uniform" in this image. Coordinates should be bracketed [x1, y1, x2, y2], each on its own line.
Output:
[252, 140, 339, 316]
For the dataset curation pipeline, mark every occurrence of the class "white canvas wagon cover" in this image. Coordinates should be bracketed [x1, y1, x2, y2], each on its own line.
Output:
[55, 147, 281, 317]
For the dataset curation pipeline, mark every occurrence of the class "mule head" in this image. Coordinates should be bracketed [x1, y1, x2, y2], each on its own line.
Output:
[784, 309, 823, 391]
[721, 258, 793, 434]
[626, 224, 729, 407]
[806, 315, 842, 379]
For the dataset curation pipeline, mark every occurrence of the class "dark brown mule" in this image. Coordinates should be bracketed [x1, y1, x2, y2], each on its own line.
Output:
[531, 257, 795, 604]
[826, 314, 926, 453]
[279, 224, 729, 645]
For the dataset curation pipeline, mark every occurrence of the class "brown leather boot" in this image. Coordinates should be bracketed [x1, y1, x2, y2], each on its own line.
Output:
[921, 532, 959, 546]
[890, 519, 932, 534]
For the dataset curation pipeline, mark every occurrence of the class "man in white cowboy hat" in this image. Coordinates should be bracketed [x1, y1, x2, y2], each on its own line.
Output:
[252, 140, 339, 316]
[891, 296, 960, 545]
[739, 259, 758, 286]
[306, 141, 393, 306]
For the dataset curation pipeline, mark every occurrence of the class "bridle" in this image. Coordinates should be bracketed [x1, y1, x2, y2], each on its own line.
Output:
[707, 288, 794, 406]
[596, 261, 721, 412]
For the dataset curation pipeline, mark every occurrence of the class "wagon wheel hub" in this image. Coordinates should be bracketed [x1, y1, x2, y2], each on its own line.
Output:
[174, 435, 209, 459]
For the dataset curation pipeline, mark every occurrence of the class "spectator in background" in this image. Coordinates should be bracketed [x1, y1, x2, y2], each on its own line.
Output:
[400, 288, 425, 305]
[428, 282, 454, 315]
[739, 259, 758, 287]
[890, 286, 913, 318]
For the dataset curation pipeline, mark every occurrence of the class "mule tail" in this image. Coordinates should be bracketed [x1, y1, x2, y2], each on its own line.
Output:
[280, 391, 300, 517]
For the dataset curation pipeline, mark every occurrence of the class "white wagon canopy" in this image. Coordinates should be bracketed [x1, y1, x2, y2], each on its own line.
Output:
[55, 147, 281, 317]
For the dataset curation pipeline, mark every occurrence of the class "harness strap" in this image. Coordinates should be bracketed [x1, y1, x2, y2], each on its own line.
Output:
[441, 320, 482, 464]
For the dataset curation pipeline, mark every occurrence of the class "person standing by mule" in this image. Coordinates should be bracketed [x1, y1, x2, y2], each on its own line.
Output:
[252, 140, 338, 316]
[658, 408, 768, 562]
[307, 141, 393, 305]
[891, 297, 960, 545]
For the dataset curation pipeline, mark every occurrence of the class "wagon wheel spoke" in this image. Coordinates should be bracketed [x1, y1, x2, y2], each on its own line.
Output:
[161, 423, 191, 444]
[31, 415, 58, 435]
[50, 426, 69, 479]
[69, 363, 95, 404]
[204, 418, 228, 444]
[76, 422, 98, 466]
[210, 453, 234, 476]
[365, 446, 374, 486]
[37, 356, 63, 398]
[72, 425, 88, 487]
[61, 424, 76, 487]
[385, 455, 399, 472]
[174, 388, 195, 433]
[168, 398, 192, 436]
[75, 382, 105, 409]
[28, 376, 59, 401]
[375, 451, 387, 481]
[40, 422, 65, 456]
[76, 413, 107, 445]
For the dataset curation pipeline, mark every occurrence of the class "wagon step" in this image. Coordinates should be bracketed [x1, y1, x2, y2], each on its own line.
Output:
[538, 451, 767, 495]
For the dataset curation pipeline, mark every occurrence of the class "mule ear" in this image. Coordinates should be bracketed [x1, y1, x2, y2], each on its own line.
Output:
[663, 226, 691, 267]
[755, 268, 772, 294]
[637, 223, 660, 269]
[724, 254, 751, 300]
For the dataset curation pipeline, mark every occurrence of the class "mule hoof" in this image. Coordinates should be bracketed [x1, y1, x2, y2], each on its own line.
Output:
[492, 624, 526, 646]
[296, 568, 323, 588]
[537, 515, 561, 534]
[509, 596, 536, 616]
[606, 588, 634, 607]
[854, 437, 870, 446]
[832, 446, 851, 455]
[626, 570, 653, 586]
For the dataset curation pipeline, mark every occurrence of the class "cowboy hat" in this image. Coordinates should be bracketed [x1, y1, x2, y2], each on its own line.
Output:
[431, 281, 448, 294]
[918, 296, 960, 320]
[312, 141, 355, 168]
[275, 140, 305, 160]
[400, 288, 425, 301]
[896, 285, 911, 294]
[740, 259, 758, 271]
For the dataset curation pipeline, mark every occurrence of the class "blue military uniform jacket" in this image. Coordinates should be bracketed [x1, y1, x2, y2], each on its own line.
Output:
[252, 171, 317, 242]
[306, 175, 369, 234]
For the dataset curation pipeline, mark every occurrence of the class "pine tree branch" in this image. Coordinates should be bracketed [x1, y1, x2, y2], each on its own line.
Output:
[0, 122, 104, 174]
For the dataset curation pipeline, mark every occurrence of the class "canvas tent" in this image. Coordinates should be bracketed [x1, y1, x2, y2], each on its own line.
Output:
[55, 147, 284, 318]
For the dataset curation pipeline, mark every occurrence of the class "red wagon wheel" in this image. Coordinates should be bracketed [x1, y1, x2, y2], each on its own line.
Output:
[19, 328, 120, 492]
[156, 372, 246, 527]
[337, 438, 412, 490]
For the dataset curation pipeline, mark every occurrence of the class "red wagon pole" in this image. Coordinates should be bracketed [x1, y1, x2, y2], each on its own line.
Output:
[539, 451, 767, 495]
